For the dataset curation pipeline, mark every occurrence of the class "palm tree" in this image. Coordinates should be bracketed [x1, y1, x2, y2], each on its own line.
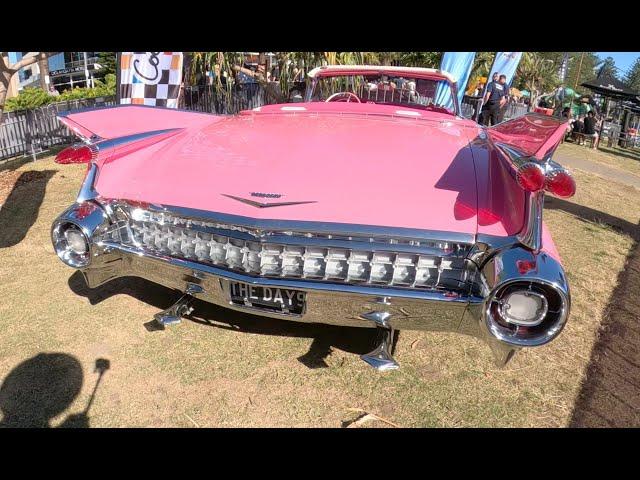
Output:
[516, 52, 560, 111]
[398, 52, 441, 68]
[462, 52, 495, 96]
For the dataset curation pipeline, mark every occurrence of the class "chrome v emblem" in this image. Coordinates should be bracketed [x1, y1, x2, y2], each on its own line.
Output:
[222, 194, 316, 208]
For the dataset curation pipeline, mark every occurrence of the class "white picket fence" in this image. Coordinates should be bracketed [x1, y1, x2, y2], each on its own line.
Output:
[0, 97, 116, 161]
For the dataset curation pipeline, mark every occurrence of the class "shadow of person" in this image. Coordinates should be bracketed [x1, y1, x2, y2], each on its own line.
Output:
[0, 353, 87, 428]
[68, 272, 390, 369]
[0, 170, 57, 248]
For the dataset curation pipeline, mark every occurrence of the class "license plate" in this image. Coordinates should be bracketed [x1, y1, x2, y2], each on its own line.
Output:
[229, 281, 306, 315]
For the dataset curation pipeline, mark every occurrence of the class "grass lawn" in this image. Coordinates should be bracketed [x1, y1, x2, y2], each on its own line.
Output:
[0, 155, 639, 427]
[558, 142, 640, 178]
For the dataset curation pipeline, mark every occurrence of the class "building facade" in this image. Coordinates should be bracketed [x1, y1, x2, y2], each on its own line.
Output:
[48, 52, 99, 91]
[6, 52, 100, 98]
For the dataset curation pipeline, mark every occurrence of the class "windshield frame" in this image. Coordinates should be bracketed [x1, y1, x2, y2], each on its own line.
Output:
[304, 70, 460, 117]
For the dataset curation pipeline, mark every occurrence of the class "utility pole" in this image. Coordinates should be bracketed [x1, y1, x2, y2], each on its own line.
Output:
[574, 52, 585, 90]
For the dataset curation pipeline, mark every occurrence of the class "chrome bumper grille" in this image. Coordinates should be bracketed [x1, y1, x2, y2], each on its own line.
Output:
[103, 204, 476, 291]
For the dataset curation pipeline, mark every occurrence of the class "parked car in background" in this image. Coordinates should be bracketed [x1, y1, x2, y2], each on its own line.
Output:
[52, 65, 575, 371]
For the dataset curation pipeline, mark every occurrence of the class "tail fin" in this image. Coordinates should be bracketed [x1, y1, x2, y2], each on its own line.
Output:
[57, 105, 217, 141]
[486, 113, 568, 161]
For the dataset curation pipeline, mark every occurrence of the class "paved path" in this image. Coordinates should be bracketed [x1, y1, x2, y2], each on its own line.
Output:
[554, 151, 640, 190]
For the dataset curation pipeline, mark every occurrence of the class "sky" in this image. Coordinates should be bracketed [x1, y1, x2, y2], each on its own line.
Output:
[596, 52, 640, 76]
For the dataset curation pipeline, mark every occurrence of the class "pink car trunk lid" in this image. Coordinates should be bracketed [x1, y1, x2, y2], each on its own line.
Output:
[94, 112, 480, 235]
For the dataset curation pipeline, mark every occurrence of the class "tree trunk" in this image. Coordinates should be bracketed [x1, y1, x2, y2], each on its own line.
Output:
[0, 68, 12, 125]
[0, 52, 51, 124]
[38, 53, 49, 91]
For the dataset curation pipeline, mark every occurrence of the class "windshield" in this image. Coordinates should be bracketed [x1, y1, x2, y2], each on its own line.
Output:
[307, 73, 457, 115]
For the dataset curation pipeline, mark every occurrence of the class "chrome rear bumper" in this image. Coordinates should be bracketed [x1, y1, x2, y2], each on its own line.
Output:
[82, 242, 518, 364]
[52, 200, 571, 366]
[85, 242, 478, 331]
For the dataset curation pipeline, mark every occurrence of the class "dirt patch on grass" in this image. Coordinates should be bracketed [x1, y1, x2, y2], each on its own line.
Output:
[568, 224, 640, 427]
[0, 157, 639, 427]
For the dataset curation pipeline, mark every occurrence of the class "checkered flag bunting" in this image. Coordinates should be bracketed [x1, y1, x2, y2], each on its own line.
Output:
[119, 52, 183, 108]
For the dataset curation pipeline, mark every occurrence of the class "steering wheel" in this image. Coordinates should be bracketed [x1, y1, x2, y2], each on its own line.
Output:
[325, 92, 362, 103]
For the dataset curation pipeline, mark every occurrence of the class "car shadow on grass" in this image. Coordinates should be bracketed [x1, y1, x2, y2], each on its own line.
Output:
[0, 353, 109, 428]
[67, 272, 396, 369]
[546, 196, 640, 427]
[0, 170, 57, 249]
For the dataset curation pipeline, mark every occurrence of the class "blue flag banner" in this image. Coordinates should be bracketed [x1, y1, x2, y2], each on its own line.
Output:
[435, 52, 476, 108]
[487, 52, 523, 88]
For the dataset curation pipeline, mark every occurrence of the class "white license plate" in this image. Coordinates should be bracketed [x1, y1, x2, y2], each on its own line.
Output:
[229, 281, 306, 315]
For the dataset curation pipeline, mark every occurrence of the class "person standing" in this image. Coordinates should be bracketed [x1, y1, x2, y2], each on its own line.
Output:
[480, 74, 508, 126]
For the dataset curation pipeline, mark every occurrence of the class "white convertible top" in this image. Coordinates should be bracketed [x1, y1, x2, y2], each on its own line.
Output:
[307, 65, 457, 84]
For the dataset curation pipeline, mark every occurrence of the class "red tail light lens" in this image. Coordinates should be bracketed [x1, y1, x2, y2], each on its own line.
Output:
[54, 145, 94, 164]
[516, 259, 536, 274]
[73, 146, 93, 163]
[516, 163, 546, 192]
[55, 147, 77, 164]
[546, 171, 576, 198]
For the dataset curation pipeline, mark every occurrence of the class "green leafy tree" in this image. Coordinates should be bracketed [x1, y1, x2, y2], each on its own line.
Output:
[464, 52, 495, 94]
[1, 52, 56, 122]
[4, 73, 116, 112]
[597, 56, 618, 79]
[533, 52, 600, 91]
[624, 57, 640, 92]
[398, 52, 442, 68]
[188, 52, 393, 107]
[565, 52, 600, 89]
[4, 87, 53, 111]
[514, 52, 560, 109]
[95, 52, 116, 80]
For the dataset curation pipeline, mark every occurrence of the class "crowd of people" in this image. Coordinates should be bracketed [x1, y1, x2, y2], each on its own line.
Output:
[562, 107, 601, 148]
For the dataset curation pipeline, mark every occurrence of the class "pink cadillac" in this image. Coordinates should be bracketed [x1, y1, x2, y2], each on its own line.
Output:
[51, 65, 575, 371]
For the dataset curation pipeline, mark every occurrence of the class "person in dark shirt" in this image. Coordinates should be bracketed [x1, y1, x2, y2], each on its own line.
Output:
[583, 111, 599, 148]
[583, 111, 597, 134]
[572, 115, 585, 143]
[480, 74, 508, 126]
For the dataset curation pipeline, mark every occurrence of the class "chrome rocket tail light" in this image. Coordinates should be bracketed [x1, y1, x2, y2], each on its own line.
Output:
[481, 247, 570, 347]
[51, 201, 110, 268]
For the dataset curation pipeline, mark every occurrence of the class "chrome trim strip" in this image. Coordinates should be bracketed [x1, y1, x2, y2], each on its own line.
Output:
[469, 233, 522, 266]
[94, 128, 182, 151]
[517, 191, 544, 252]
[126, 222, 469, 257]
[490, 143, 550, 252]
[77, 163, 99, 203]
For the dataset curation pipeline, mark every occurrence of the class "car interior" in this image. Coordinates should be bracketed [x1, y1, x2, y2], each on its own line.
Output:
[310, 74, 456, 114]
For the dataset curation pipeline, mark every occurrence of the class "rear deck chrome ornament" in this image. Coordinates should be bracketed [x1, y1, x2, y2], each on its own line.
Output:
[250, 192, 283, 198]
[222, 194, 317, 209]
